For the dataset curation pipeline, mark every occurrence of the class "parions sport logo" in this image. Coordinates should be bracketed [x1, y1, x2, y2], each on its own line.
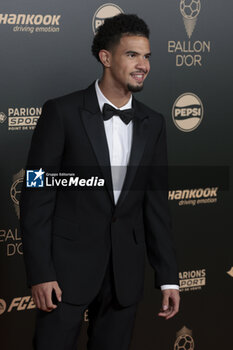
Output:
[172, 93, 203, 132]
[179, 269, 206, 292]
[3, 106, 42, 131]
[92, 3, 124, 34]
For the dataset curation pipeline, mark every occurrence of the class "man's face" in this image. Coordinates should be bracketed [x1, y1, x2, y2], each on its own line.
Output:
[108, 35, 151, 93]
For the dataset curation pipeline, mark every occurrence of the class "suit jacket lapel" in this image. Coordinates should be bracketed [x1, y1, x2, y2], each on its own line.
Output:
[116, 97, 149, 208]
[81, 82, 115, 205]
[80, 82, 150, 208]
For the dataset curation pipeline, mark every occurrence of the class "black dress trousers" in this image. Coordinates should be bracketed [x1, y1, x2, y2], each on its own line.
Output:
[33, 250, 138, 350]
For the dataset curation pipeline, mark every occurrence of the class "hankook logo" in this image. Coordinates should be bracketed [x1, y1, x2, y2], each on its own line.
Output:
[172, 93, 203, 132]
[92, 3, 124, 34]
[0, 13, 61, 34]
[180, 0, 201, 38]
[169, 187, 218, 206]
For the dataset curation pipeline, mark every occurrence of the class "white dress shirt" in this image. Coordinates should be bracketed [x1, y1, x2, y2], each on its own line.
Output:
[95, 79, 179, 292]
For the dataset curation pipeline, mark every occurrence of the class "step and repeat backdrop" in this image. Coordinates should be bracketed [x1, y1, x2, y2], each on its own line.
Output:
[0, 1, 232, 349]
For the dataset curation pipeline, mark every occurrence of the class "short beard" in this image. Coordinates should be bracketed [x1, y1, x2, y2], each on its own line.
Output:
[127, 83, 144, 93]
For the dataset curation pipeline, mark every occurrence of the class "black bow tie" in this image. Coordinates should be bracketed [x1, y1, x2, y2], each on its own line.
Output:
[102, 103, 134, 125]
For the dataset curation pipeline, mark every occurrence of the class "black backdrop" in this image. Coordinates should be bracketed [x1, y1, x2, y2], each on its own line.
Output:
[0, 1, 232, 349]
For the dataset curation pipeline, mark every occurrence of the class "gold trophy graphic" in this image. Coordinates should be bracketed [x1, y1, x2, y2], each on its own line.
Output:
[180, 0, 201, 38]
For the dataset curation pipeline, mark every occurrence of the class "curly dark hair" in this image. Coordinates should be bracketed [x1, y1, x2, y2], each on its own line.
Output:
[92, 13, 150, 62]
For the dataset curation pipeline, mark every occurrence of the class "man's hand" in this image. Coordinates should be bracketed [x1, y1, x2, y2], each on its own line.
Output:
[158, 289, 180, 320]
[31, 281, 62, 312]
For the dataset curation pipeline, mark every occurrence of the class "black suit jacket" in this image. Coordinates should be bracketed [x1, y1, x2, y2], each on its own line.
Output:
[20, 81, 179, 307]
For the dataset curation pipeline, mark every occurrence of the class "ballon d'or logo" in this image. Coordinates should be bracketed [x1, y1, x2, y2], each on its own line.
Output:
[180, 0, 201, 38]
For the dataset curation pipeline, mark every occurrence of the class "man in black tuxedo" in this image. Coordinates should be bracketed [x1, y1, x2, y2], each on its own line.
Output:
[20, 13, 180, 350]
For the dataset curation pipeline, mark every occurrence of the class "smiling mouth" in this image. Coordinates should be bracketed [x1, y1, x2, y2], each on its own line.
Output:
[130, 72, 145, 83]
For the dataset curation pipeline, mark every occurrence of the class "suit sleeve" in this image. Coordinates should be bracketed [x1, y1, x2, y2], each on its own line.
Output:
[143, 114, 179, 288]
[20, 99, 65, 287]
